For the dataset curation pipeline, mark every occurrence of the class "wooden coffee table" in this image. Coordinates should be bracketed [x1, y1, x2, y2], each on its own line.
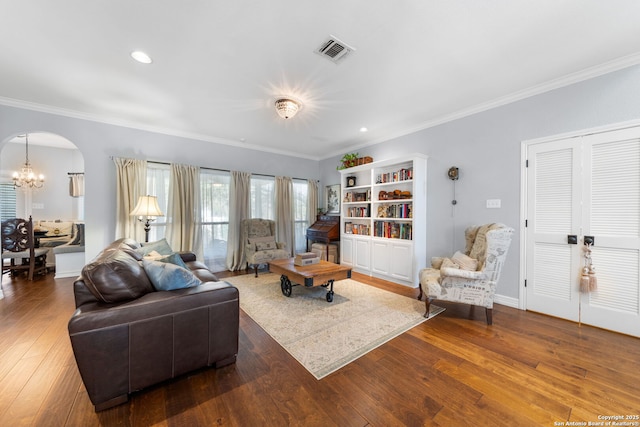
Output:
[268, 258, 352, 302]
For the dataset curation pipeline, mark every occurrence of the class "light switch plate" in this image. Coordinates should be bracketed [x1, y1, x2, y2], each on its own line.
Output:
[486, 199, 501, 209]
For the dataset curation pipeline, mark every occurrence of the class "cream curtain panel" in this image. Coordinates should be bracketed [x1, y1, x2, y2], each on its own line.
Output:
[166, 163, 203, 260]
[226, 171, 251, 271]
[275, 176, 294, 256]
[307, 179, 318, 225]
[69, 174, 84, 197]
[113, 157, 146, 241]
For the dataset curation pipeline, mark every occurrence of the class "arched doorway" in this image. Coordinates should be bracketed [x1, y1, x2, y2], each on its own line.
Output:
[1, 131, 85, 278]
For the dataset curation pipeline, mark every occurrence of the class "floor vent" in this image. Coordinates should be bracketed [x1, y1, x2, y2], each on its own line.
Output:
[315, 35, 355, 63]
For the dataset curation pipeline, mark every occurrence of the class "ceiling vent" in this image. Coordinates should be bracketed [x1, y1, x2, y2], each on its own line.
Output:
[315, 35, 355, 63]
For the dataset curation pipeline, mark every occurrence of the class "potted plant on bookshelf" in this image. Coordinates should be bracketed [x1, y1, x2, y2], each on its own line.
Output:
[337, 152, 359, 170]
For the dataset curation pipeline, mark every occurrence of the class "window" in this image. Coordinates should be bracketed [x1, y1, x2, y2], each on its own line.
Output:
[145, 164, 312, 271]
[146, 163, 170, 241]
[293, 179, 309, 253]
[250, 176, 275, 219]
[200, 170, 230, 271]
[0, 183, 17, 222]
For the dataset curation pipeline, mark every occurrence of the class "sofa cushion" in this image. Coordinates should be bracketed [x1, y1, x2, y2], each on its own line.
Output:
[38, 220, 74, 237]
[142, 259, 201, 291]
[82, 249, 154, 303]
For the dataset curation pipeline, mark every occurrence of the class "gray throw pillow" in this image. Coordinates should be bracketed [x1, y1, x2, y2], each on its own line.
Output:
[69, 223, 85, 246]
[142, 259, 201, 291]
[136, 238, 173, 256]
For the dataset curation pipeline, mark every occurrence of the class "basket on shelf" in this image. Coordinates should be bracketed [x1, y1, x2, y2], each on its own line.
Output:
[343, 156, 373, 169]
[356, 156, 373, 166]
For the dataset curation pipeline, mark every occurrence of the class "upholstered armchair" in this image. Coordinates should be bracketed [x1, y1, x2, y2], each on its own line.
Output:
[418, 223, 514, 325]
[241, 218, 289, 277]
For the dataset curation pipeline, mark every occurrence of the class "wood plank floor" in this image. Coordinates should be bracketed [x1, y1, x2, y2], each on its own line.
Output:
[1, 269, 639, 426]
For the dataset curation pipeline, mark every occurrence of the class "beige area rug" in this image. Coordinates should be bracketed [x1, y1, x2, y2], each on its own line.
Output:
[224, 273, 445, 379]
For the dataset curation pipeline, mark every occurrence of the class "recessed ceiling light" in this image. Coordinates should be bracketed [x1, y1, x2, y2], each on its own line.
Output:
[131, 50, 152, 64]
[360, 127, 368, 132]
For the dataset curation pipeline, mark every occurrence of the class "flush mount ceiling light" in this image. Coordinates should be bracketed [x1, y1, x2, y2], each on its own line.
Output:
[274, 98, 301, 119]
[131, 50, 152, 64]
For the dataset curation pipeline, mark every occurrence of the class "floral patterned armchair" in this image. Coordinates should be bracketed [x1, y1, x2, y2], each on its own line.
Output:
[418, 223, 513, 325]
[242, 219, 289, 277]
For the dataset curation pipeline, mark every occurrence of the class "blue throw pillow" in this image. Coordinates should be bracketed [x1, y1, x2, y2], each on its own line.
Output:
[157, 252, 188, 269]
[142, 259, 201, 291]
[136, 238, 173, 256]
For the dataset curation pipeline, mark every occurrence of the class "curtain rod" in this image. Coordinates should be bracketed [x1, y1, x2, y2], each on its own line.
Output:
[147, 160, 315, 182]
[67, 172, 84, 175]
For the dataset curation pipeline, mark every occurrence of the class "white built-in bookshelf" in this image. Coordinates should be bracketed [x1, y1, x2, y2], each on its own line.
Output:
[339, 154, 427, 287]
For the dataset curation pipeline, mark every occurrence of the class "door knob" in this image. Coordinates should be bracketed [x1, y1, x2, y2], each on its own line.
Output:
[584, 235, 595, 246]
[567, 235, 578, 244]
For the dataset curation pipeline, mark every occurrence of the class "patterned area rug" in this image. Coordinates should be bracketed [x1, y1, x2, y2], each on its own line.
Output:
[224, 273, 445, 379]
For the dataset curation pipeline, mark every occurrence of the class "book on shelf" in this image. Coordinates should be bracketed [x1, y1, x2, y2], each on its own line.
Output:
[375, 167, 414, 184]
[373, 221, 412, 240]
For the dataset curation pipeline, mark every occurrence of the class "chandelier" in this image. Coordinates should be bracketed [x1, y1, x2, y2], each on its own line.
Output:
[274, 98, 301, 119]
[12, 133, 45, 189]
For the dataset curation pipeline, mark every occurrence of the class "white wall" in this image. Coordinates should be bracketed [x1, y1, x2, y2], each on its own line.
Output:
[0, 112, 321, 263]
[0, 142, 83, 220]
[319, 64, 640, 300]
[2, 64, 640, 300]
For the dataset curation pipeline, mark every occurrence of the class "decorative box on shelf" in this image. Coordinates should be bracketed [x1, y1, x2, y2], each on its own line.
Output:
[294, 252, 320, 266]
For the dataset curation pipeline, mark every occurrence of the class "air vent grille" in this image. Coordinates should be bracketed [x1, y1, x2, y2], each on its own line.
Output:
[315, 36, 355, 63]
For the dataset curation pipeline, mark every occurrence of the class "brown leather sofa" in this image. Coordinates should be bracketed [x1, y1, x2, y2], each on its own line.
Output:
[68, 238, 239, 411]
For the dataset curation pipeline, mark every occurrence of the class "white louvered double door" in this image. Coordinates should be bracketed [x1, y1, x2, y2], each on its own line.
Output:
[525, 126, 640, 337]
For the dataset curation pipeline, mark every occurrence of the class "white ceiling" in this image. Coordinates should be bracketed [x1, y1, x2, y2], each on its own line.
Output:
[2, 1, 640, 159]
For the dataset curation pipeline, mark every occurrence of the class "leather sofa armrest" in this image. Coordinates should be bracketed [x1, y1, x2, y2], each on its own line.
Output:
[179, 252, 197, 263]
[73, 280, 99, 307]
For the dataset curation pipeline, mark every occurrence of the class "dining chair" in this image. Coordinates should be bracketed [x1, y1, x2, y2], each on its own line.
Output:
[1, 216, 49, 280]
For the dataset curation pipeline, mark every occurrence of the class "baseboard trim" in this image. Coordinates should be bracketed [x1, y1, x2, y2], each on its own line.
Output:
[495, 294, 519, 309]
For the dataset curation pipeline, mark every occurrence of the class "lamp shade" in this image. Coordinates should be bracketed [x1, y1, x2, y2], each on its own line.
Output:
[130, 195, 164, 217]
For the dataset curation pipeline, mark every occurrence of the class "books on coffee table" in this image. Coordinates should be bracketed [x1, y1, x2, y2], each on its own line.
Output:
[294, 252, 320, 266]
